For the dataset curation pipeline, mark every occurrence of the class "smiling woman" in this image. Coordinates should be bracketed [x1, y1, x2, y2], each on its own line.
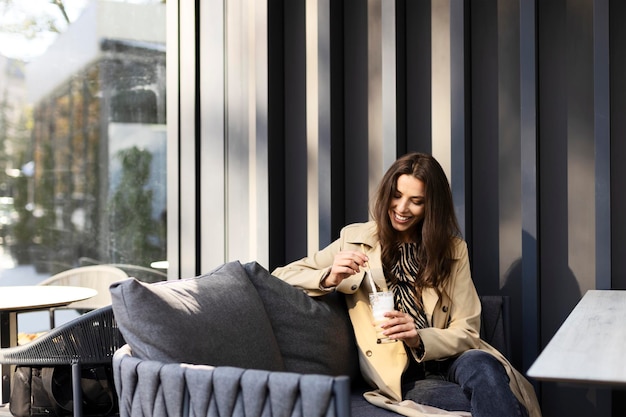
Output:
[273, 153, 542, 417]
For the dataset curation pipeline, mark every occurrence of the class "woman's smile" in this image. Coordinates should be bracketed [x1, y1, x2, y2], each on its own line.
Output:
[393, 212, 412, 223]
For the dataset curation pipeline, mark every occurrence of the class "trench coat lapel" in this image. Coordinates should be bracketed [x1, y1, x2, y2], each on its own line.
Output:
[422, 287, 439, 325]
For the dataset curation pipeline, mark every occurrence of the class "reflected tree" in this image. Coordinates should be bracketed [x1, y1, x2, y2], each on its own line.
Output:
[11, 151, 32, 262]
[108, 146, 159, 266]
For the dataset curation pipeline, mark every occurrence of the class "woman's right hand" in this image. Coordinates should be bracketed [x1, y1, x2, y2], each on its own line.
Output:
[322, 250, 369, 288]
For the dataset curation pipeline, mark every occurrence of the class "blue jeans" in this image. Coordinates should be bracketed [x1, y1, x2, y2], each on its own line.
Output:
[402, 350, 528, 417]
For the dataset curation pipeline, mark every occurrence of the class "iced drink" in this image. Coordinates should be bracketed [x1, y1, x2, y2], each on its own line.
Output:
[369, 291, 396, 344]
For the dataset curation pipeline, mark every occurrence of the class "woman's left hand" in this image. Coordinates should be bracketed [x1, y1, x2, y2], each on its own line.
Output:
[380, 311, 421, 348]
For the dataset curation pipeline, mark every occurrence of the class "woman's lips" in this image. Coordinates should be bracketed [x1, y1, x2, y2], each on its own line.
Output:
[394, 212, 411, 223]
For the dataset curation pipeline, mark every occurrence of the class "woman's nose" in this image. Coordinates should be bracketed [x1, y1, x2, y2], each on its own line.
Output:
[397, 198, 409, 211]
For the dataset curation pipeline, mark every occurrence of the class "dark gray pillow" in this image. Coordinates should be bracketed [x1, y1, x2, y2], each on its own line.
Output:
[242, 261, 360, 379]
[110, 261, 285, 372]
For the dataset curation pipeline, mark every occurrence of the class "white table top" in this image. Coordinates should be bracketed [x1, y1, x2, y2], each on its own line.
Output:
[527, 290, 626, 386]
[0, 286, 98, 312]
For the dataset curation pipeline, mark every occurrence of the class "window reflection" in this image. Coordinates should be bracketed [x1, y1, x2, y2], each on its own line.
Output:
[0, 0, 166, 287]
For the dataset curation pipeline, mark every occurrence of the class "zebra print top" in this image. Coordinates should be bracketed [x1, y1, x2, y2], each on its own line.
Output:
[389, 242, 429, 358]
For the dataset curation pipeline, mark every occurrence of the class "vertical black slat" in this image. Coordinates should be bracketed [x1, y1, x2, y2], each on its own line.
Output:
[594, 0, 610, 291]
[343, 0, 370, 225]
[520, 0, 540, 376]
[395, 0, 407, 156]
[283, 0, 308, 263]
[609, 1, 626, 291]
[268, 0, 286, 271]
[468, 0, 499, 296]
[330, 0, 346, 240]
[404, 0, 432, 154]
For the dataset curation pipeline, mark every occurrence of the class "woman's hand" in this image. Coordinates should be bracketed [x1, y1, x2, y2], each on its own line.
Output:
[321, 250, 369, 288]
[379, 311, 421, 347]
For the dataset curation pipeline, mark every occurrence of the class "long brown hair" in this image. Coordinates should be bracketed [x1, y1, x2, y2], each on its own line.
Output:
[372, 153, 461, 288]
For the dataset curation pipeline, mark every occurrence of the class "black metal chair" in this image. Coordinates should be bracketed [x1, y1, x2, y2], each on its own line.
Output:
[0, 305, 124, 417]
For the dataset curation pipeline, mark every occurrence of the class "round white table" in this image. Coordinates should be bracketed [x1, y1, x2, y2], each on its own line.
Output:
[0, 286, 98, 312]
[0, 285, 97, 403]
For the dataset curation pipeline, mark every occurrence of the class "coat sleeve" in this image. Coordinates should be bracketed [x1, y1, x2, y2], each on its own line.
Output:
[417, 240, 482, 361]
[271, 237, 341, 296]
[272, 224, 368, 296]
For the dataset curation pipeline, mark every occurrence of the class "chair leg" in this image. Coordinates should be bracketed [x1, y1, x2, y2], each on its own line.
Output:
[72, 362, 83, 417]
[49, 308, 56, 329]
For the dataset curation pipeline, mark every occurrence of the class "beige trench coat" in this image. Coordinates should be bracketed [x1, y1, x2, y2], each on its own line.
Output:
[272, 221, 541, 417]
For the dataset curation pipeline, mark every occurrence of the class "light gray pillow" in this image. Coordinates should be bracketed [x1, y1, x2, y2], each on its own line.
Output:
[243, 261, 360, 379]
[110, 261, 285, 372]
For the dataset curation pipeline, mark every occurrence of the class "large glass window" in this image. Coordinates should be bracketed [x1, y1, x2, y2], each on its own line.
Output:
[0, 1, 167, 289]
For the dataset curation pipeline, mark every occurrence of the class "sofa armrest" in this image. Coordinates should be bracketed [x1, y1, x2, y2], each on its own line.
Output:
[113, 344, 351, 417]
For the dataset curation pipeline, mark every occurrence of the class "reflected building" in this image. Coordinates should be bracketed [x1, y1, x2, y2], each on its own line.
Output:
[23, 1, 166, 272]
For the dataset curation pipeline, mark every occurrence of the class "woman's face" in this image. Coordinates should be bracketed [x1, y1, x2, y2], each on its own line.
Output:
[388, 174, 426, 242]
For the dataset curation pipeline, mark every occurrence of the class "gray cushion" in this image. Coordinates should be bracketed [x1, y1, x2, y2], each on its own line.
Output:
[110, 261, 285, 371]
[242, 261, 360, 379]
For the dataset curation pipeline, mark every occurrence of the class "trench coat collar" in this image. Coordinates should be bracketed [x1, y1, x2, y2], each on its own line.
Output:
[343, 221, 379, 248]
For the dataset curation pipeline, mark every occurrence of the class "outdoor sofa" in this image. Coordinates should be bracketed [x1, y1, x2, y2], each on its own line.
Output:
[110, 260, 509, 417]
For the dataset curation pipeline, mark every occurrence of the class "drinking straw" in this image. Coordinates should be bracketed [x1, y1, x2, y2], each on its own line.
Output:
[362, 244, 378, 294]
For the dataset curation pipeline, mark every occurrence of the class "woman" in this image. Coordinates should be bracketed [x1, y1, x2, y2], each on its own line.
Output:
[272, 153, 541, 417]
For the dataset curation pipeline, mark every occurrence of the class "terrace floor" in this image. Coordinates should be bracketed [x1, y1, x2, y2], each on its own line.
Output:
[0, 403, 120, 416]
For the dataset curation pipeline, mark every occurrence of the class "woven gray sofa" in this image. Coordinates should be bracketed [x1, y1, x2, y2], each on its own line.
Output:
[113, 345, 351, 417]
[109, 261, 510, 417]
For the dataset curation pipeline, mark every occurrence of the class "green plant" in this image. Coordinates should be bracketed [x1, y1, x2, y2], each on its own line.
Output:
[11, 152, 33, 263]
[108, 146, 161, 266]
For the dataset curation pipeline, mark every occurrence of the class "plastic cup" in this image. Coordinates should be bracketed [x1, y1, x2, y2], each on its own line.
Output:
[369, 291, 396, 344]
